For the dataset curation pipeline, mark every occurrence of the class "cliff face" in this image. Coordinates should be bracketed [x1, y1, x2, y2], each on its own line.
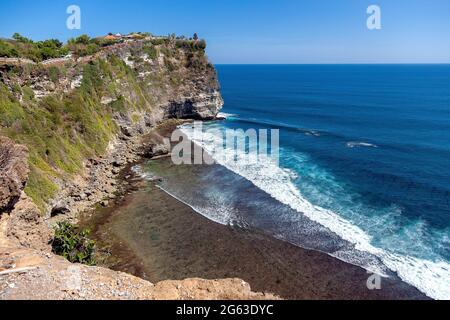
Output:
[0, 38, 275, 301]
[0, 137, 29, 212]
[0, 38, 223, 216]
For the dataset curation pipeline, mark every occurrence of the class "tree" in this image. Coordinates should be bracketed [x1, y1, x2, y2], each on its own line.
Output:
[193, 33, 198, 41]
[68, 34, 91, 45]
[38, 39, 63, 49]
[12, 33, 33, 43]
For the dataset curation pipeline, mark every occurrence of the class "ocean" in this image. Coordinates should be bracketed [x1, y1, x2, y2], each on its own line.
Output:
[149, 64, 450, 299]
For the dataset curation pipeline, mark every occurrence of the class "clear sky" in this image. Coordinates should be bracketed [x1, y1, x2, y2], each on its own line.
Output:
[1, 0, 449, 64]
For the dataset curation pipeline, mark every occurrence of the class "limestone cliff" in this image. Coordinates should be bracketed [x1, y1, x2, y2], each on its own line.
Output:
[0, 36, 275, 301]
[0, 137, 29, 212]
[0, 37, 223, 215]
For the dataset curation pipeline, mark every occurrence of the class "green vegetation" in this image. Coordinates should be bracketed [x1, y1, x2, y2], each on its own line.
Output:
[0, 33, 123, 62]
[143, 44, 158, 60]
[150, 38, 168, 46]
[12, 33, 33, 43]
[0, 32, 205, 62]
[0, 40, 19, 58]
[175, 39, 206, 52]
[51, 221, 96, 265]
[0, 33, 69, 62]
[66, 34, 101, 57]
[0, 59, 121, 211]
[47, 66, 61, 82]
[0, 32, 211, 213]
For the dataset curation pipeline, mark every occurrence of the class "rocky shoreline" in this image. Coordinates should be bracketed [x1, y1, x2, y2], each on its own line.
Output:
[0, 36, 278, 299]
[48, 120, 174, 223]
[0, 118, 281, 300]
[83, 151, 429, 300]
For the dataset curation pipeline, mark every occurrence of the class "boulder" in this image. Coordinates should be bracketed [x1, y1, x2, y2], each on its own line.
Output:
[6, 195, 52, 251]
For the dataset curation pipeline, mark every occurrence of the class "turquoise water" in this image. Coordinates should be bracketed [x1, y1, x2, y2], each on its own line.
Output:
[174, 65, 450, 299]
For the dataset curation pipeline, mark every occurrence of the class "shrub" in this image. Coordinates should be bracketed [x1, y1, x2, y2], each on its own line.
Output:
[0, 40, 19, 58]
[68, 34, 91, 45]
[164, 58, 176, 71]
[22, 86, 35, 101]
[1, 35, 68, 61]
[196, 39, 206, 50]
[51, 221, 96, 265]
[143, 45, 157, 60]
[68, 43, 100, 58]
[12, 33, 33, 43]
[48, 66, 61, 82]
[175, 39, 206, 52]
[67, 35, 102, 58]
[35, 39, 68, 60]
[110, 95, 126, 113]
[92, 37, 119, 47]
[150, 38, 167, 46]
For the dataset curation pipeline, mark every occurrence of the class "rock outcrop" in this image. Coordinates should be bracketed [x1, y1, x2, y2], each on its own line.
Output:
[167, 91, 224, 120]
[1, 37, 224, 216]
[6, 194, 52, 252]
[0, 37, 277, 301]
[0, 137, 29, 213]
[0, 245, 277, 300]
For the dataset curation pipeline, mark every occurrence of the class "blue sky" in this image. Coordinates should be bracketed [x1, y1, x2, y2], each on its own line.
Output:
[1, 0, 449, 64]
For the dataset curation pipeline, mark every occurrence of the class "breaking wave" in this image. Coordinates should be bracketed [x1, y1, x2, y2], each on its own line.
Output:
[179, 124, 450, 300]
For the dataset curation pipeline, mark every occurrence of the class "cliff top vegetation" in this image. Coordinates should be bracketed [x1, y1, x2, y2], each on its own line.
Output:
[0, 32, 206, 62]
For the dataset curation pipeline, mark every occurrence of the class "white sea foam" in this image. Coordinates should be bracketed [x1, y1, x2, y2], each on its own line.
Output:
[346, 141, 378, 148]
[216, 112, 237, 119]
[304, 130, 321, 137]
[180, 125, 450, 300]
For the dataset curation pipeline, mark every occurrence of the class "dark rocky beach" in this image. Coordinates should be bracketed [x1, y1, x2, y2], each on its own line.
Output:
[80, 158, 429, 300]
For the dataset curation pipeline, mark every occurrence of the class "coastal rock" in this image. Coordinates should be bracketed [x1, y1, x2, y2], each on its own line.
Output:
[139, 130, 171, 159]
[0, 137, 29, 213]
[6, 195, 52, 252]
[140, 142, 170, 159]
[0, 36, 236, 300]
[50, 205, 70, 217]
[166, 90, 223, 120]
[0, 246, 278, 300]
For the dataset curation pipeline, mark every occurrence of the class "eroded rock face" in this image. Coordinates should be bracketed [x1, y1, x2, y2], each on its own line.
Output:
[6, 195, 52, 251]
[167, 90, 224, 120]
[0, 137, 29, 213]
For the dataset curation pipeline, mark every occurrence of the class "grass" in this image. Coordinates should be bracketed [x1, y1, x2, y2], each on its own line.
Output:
[0, 36, 213, 214]
[143, 45, 158, 60]
[0, 60, 120, 212]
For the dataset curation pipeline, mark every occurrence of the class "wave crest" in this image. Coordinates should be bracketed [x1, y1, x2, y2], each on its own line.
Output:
[180, 124, 450, 300]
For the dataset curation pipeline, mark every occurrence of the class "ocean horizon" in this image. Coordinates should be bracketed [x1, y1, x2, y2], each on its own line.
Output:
[215, 63, 450, 66]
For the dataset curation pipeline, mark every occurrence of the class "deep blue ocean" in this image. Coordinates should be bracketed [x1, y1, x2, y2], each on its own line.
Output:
[167, 65, 450, 299]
